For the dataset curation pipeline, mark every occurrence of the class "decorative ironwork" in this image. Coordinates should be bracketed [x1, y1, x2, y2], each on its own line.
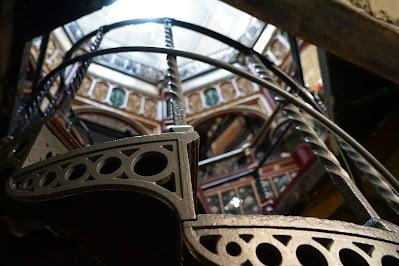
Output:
[178, 48, 239, 80]
[64, 17, 265, 82]
[9, 28, 104, 139]
[250, 51, 380, 220]
[164, 18, 186, 126]
[64, 22, 165, 83]
[248, 52, 399, 217]
[282, 102, 381, 222]
[53, 27, 105, 115]
[30, 44, 399, 202]
[7, 131, 199, 220]
[338, 139, 399, 215]
[184, 215, 399, 265]
[3, 17, 398, 266]
[31, 44, 399, 207]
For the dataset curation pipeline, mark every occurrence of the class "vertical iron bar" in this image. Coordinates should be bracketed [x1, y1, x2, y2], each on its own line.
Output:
[69, 108, 94, 145]
[250, 104, 282, 149]
[255, 121, 292, 173]
[287, 34, 305, 86]
[255, 120, 292, 199]
[245, 55, 289, 200]
[32, 33, 50, 91]
[164, 18, 186, 126]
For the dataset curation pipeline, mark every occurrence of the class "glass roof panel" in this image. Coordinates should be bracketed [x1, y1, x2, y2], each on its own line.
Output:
[64, 0, 265, 83]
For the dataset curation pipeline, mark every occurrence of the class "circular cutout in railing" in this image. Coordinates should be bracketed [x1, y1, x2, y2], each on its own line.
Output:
[296, 244, 328, 266]
[66, 164, 87, 180]
[226, 241, 241, 256]
[99, 157, 122, 175]
[256, 243, 282, 266]
[134, 152, 168, 177]
[39, 172, 56, 187]
[339, 248, 369, 266]
[381, 255, 399, 266]
[21, 178, 34, 190]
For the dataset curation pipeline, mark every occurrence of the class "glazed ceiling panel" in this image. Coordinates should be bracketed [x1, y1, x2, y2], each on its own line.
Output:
[64, 0, 265, 82]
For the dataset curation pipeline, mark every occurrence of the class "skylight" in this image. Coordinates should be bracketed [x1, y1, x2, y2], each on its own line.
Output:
[64, 0, 265, 83]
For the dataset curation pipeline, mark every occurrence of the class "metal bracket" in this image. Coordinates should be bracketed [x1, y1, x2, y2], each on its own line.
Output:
[6, 131, 199, 221]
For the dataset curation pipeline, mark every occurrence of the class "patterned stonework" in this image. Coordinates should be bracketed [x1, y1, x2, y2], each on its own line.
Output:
[349, 0, 371, 12]
[349, 0, 399, 26]
[236, 77, 254, 95]
[127, 93, 142, 113]
[77, 77, 92, 96]
[187, 93, 203, 114]
[91, 81, 109, 102]
[144, 99, 157, 119]
[220, 82, 237, 102]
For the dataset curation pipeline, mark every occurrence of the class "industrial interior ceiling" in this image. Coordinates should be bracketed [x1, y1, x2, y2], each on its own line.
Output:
[0, 0, 398, 265]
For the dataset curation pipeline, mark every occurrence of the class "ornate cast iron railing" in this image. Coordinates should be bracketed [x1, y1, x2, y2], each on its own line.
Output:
[2, 17, 399, 265]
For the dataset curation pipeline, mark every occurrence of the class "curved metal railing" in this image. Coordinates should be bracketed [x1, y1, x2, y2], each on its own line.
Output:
[14, 17, 399, 219]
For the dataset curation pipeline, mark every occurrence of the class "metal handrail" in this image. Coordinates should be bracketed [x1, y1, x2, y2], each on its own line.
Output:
[53, 17, 399, 200]
[16, 16, 398, 219]
[34, 46, 399, 195]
